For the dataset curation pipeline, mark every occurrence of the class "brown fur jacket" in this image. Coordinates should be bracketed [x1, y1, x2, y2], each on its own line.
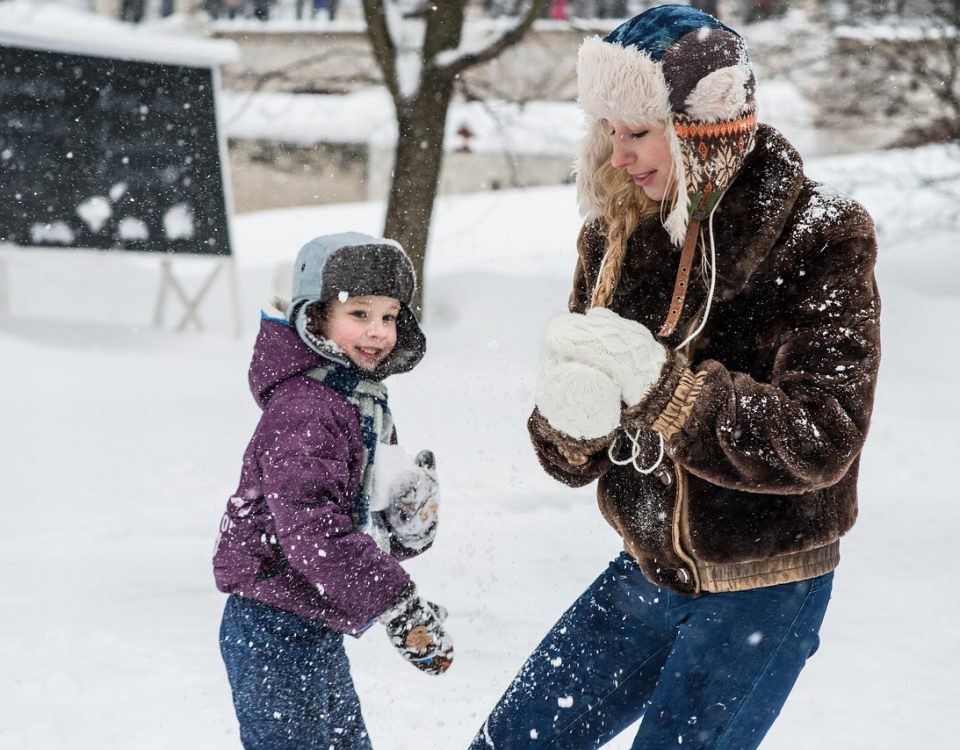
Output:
[529, 124, 880, 594]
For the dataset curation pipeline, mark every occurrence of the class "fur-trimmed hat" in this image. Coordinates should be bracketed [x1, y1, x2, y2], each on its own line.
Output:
[288, 232, 426, 377]
[576, 4, 758, 246]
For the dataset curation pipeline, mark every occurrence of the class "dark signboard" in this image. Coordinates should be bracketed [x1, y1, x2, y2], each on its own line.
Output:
[0, 43, 231, 256]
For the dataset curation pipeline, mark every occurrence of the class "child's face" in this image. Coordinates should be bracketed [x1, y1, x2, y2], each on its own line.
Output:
[608, 121, 674, 202]
[320, 294, 400, 371]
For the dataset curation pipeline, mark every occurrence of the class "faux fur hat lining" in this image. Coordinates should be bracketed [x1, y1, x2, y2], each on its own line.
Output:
[575, 22, 757, 247]
[575, 36, 689, 245]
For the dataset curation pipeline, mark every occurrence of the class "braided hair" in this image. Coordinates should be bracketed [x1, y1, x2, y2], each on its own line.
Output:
[591, 156, 713, 352]
[591, 158, 675, 308]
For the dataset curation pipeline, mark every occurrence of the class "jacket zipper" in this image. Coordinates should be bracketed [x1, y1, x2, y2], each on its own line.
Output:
[671, 466, 701, 594]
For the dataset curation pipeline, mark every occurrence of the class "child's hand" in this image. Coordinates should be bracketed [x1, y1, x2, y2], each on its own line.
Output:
[385, 450, 439, 550]
[379, 581, 454, 675]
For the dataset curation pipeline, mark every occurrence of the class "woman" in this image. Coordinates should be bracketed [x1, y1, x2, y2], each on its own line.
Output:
[470, 5, 879, 749]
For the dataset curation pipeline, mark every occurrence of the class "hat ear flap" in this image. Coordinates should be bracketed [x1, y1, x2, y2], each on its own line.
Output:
[575, 118, 614, 221]
[684, 65, 751, 122]
[662, 123, 690, 247]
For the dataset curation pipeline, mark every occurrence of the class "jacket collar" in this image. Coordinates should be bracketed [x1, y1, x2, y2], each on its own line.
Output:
[706, 124, 806, 300]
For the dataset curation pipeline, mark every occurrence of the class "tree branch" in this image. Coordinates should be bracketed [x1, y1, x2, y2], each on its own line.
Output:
[422, 0, 467, 63]
[438, 0, 552, 79]
[221, 49, 382, 128]
[362, 0, 401, 101]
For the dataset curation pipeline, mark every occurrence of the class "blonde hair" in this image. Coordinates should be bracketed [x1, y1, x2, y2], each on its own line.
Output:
[591, 154, 716, 352]
[591, 159, 675, 308]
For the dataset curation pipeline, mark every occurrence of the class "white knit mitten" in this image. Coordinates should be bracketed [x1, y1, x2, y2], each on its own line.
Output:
[535, 357, 621, 440]
[544, 308, 667, 407]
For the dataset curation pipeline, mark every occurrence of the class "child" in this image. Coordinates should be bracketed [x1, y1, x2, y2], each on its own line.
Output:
[470, 5, 880, 748]
[213, 232, 453, 750]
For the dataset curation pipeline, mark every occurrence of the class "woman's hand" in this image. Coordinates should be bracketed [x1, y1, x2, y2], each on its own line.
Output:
[557, 444, 589, 466]
[535, 358, 621, 440]
[544, 307, 667, 407]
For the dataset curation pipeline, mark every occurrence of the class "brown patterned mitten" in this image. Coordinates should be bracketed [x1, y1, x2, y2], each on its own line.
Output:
[379, 580, 453, 675]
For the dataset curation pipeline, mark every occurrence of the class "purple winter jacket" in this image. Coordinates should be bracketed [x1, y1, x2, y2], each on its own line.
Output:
[213, 317, 416, 634]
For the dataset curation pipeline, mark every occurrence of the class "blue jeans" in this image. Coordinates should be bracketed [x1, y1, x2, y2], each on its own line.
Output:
[470, 552, 833, 749]
[220, 595, 372, 750]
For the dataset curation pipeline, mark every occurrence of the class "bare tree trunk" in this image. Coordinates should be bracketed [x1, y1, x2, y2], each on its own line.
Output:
[384, 80, 455, 316]
[363, 0, 551, 317]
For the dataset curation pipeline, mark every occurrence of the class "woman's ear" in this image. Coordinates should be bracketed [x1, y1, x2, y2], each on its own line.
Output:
[684, 66, 750, 123]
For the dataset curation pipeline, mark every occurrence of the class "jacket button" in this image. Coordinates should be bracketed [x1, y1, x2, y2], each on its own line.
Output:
[656, 469, 673, 487]
[677, 568, 691, 584]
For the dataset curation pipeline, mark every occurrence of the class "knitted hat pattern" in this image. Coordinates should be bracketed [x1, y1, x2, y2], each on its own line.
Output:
[575, 4, 758, 245]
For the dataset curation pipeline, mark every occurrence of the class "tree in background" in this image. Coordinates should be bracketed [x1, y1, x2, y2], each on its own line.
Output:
[823, 0, 960, 144]
[362, 0, 550, 314]
[892, 0, 960, 141]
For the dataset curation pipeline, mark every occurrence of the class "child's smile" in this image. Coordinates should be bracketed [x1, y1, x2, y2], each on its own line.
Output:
[353, 343, 389, 369]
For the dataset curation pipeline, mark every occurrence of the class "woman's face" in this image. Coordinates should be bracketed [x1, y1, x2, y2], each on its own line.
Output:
[320, 294, 399, 371]
[608, 122, 674, 202]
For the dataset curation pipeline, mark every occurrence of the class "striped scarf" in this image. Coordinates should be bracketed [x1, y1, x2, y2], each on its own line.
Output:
[306, 363, 394, 552]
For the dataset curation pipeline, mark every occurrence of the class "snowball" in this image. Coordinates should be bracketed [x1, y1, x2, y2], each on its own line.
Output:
[76, 196, 112, 233]
[163, 202, 194, 241]
[370, 443, 418, 512]
[117, 216, 149, 241]
[109, 182, 128, 201]
[30, 220, 74, 244]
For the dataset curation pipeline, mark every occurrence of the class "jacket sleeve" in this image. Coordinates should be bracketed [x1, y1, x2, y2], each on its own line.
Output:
[527, 407, 615, 487]
[654, 227, 881, 494]
[526, 222, 618, 486]
[259, 397, 407, 624]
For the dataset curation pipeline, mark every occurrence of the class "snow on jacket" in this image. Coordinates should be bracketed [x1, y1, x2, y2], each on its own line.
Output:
[529, 124, 881, 595]
[213, 316, 419, 634]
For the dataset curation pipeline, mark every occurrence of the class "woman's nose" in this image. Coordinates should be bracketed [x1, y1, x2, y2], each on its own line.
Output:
[610, 141, 634, 169]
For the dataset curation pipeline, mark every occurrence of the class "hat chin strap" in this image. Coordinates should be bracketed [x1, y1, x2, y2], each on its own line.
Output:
[657, 188, 717, 338]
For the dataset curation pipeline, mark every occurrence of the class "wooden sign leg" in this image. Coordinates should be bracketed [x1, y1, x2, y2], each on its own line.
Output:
[154, 258, 240, 334]
[173, 262, 224, 332]
[152, 258, 174, 328]
[0, 255, 9, 317]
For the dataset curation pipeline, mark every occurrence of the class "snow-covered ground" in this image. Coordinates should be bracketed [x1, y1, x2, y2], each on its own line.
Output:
[2, 2, 959, 748]
[2, 139, 959, 748]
